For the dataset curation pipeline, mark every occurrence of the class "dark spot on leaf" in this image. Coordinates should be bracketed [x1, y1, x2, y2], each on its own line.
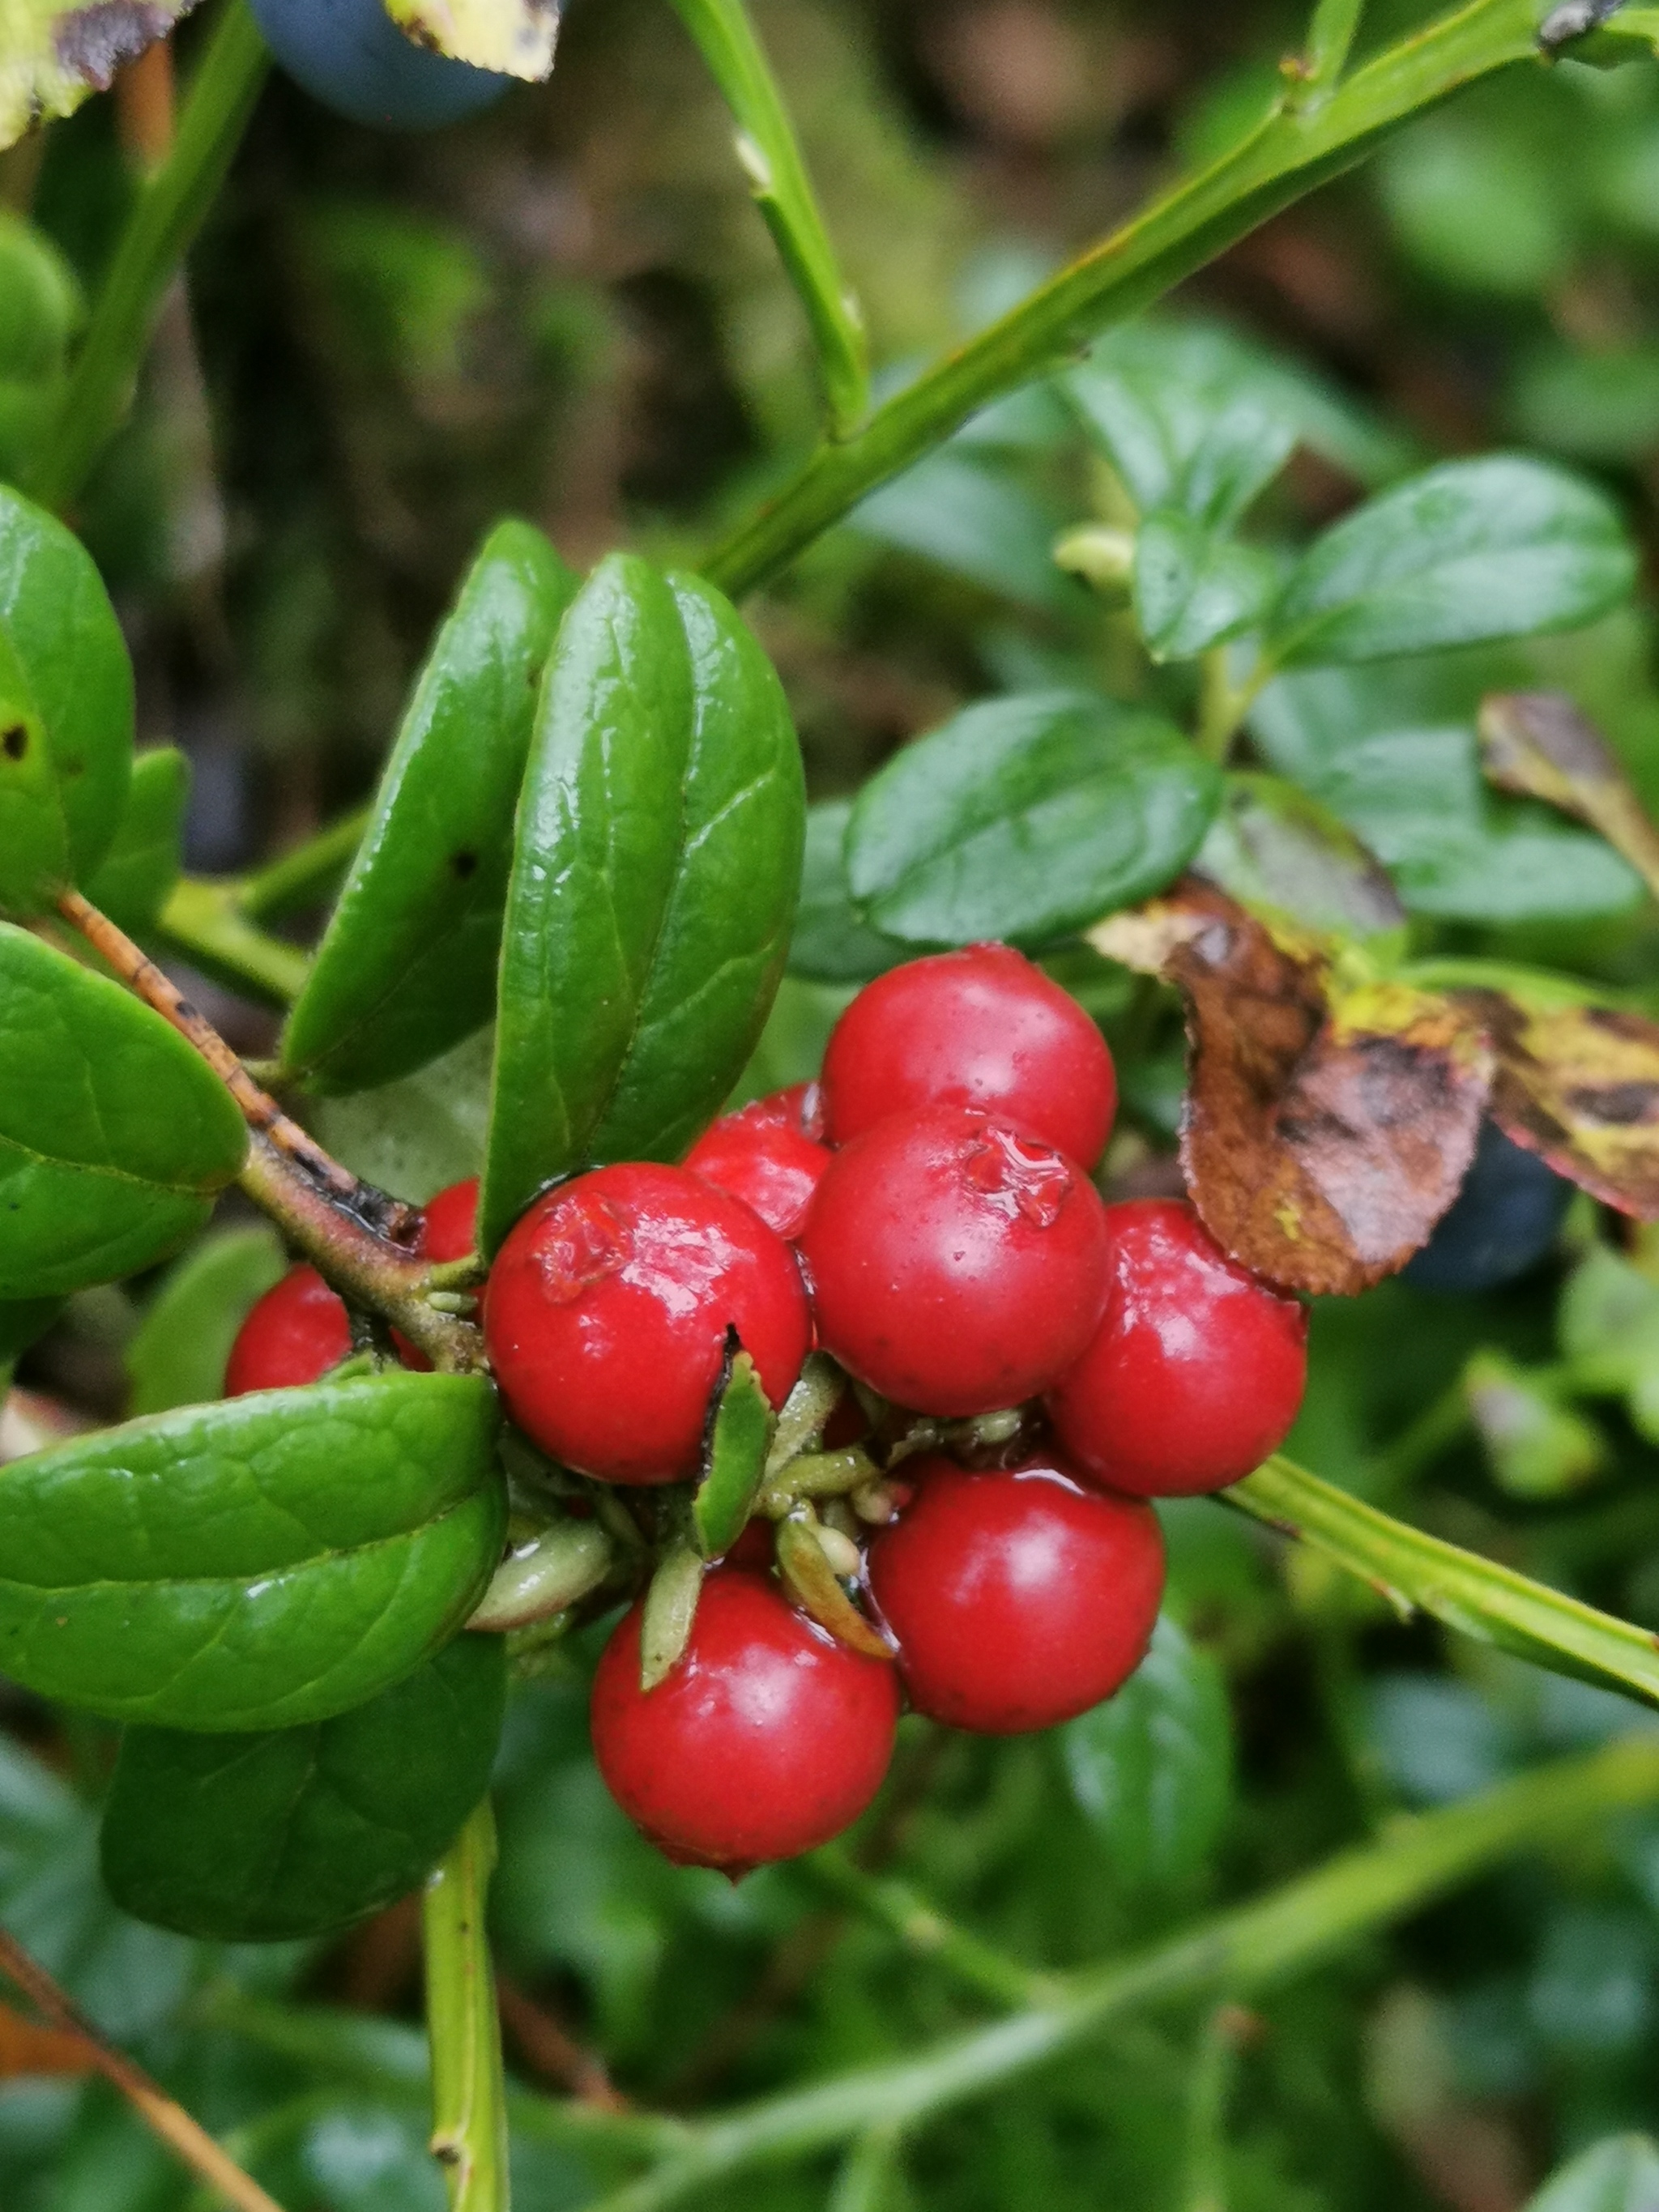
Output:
[450, 850, 479, 881]
[51, 0, 169, 88]
[1567, 1082, 1659, 1127]
[2, 727, 27, 761]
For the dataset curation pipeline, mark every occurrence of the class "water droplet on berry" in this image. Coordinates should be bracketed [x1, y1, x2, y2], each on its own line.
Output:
[961, 1125, 1073, 1228]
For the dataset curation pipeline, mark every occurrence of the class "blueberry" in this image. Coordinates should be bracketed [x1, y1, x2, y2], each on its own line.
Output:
[1403, 1120, 1572, 1294]
[249, 0, 516, 130]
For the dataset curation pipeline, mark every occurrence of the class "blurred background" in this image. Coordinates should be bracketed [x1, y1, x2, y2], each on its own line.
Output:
[16, 2, 1659, 2206]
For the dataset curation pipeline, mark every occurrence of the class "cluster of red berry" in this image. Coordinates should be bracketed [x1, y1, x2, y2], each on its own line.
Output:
[225, 945, 1307, 1874]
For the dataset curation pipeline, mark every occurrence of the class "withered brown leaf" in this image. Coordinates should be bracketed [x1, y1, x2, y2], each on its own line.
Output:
[1479, 691, 1659, 899]
[1093, 880, 1492, 1295]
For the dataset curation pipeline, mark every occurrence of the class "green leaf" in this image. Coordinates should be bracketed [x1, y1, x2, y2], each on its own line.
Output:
[100, 1632, 506, 1941]
[481, 553, 804, 1254]
[788, 799, 908, 983]
[1463, 1351, 1607, 1502]
[0, 486, 134, 886]
[0, 620, 63, 914]
[1379, 114, 1573, 300]
[1233, 1456, 1659, 1713]
[283, 522, 578, 1095]
[851, 450, 1081, 615]
[845, 690, 1220, 949]
[641, 1538, 705, 1692]
[82, 747, 190, 936]
[1194, 771, 1407, 952]
[1060, 1615, 1233, 1890]
[0, 1370, 505, 1730]
[1131, 509, 1279, 662]
[1266, 457, 1637, 666]
[0, 924, 249, 1298]
[694, 1346, 775, 1560]
[1525, 2137, 1659, 2212]
[313, 1025, 493, 1205]
[1067, 322, 1298, 526]
[123, 1224, 288, 1417]
[1250, 661, 1644, 923]
[0, 211, 83, 383]
[0, 1294, 60, 1364]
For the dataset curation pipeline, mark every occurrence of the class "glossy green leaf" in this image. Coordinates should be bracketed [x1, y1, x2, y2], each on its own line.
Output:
[1250, 661, 1644, 923]
[1234, 1456, 1659, 1712]
[0, 924, 249, 1298]
[283, 522, 578, 1095]
[0, 620, 62, 914]
[1061, 1616, 1233, 1890]
[694, 1348, 775, 1560]
[787, 800, 908, 983]
[845, 691, 1220, 949]
[852, 450, 1080, 615]
[482, 553, 804, 1254]
[0, 211, 82, 384]
[0, 1370, 505, 1729]
[101, 1632, 506, 1941]
[1194, 772, 1407, 952]
[123, 1224, 288, 1417]
[1131, 509, 1279, 662]
[1525, 2136, 1659, 2212]
[641, 1538, 704, 1692]
[1266, 457, 1637, 667]
[0, 486, 134, 886]
[82, 746, 190, 936]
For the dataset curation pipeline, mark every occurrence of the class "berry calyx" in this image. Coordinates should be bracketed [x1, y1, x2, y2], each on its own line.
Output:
[866, 1455, 1164, 1733]
[684, 1097, 832, 1240]
[591, 1567, 900, 1869]
[224, 1265, 352, 1396]
[484, 1162, 810, 1484]
[797, 1106, 1109, 1417]
[821, 945, 1117, 1169]
[1045, 1199, 1307, 1497]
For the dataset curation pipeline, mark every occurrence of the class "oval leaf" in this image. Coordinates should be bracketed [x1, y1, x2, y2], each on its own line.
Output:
[1194, 772, 1406, 952]
[1061, 1615, 1233, 1889]
[481, 552, 804, 1253]
[0, 487, 133, 888]
[82, 746, 189, 936]
[0, 924, 249, 1298]
[100, 1632, 506, 1941]
[1132, 509, 1278, 663]
[788, 799, 908, 983]
[0, 1371, 505, 1729]
[283, 521, 578, 1096]
[846, 691, 1220, 951]
[0, 624, 63, 915]
[1267, 456, 1636, 667]
[694, 1345, 775, 1560]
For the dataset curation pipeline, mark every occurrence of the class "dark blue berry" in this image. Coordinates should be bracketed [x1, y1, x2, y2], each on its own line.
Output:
[249, 0, 515, 130]
[1403, 1120, 1572, 1294]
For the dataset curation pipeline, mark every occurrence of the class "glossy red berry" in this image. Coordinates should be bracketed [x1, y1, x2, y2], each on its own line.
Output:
[224, 1265, 352, 1396]
[684, 1100, 832, 1240]
[1046, 1199, 1307, 1497]
[419, 1176, 480, 1262]
[591, 1568, 900, 1869]
[821, 945, 1116, 1169]
[484, 1162, 810, 1484]
[798, 1106, 1109, 1417]
[867, 1455, 1164, 1733]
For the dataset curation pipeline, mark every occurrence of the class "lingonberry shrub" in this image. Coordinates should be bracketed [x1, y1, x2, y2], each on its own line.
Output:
[1046, 1199, 1309, 1496]
[798, 1106, 1109, 1415]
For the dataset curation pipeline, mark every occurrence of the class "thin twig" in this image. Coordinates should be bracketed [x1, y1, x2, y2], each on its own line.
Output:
[497, 1977, 630, 2112]
[0, 1929, 288, 2212]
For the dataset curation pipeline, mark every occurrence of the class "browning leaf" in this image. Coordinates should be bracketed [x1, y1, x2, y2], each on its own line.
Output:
[1093, 880, 1493, 1294]
[1457, 986, 1659, 1217]
[1479, 691, 1659, 900]
[1, 0, 196, 151]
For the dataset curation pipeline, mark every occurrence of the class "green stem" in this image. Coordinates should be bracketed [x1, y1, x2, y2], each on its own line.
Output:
[804, 1848, 1057, 2011]
[578, 1738, 1659, 2212]
[28, 0, 269, 512]
[1180, 2005, 1247, 2212]
[424, 1801, 511, 2212]
[698, 0, 1540, 598]
[157, 877, 311, 1008]
[1303, 0, 1370, 87]
[665, 0, 867, 436]
[239, 808, 370, 924]
[827, 2125, 906, 2212]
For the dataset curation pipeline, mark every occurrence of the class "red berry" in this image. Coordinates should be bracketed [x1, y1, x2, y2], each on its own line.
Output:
[797, 1106, 1109, 1417]
[684, 1102, 832, 1241]
[224, 1265, 352, 1396]
[867, 1455, 1163, 1733]
[419, 1176, 479, 1262]
[591, 1567, 900, 1869]
[484, 1162, 810, 1485]
[744, 1081, 826, 1143]
[821, 946, 1116, 1169]
[1046, 1199, 1307, 1497]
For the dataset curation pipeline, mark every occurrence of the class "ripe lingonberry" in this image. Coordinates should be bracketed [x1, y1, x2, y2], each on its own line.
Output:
[1046, 1199, 1307, 1496]
[224, 1265, 352, 1396]
[821, 945, 1117, 1169]
[684, 1097, 832, 1239]
[591, 1567, 900, 1869]
[866, 1455, 1164, 1733]
[420, 1176, 480, 1262]
[484, 1162, 810, 1484]
[797, 1106, 1108, 1417]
